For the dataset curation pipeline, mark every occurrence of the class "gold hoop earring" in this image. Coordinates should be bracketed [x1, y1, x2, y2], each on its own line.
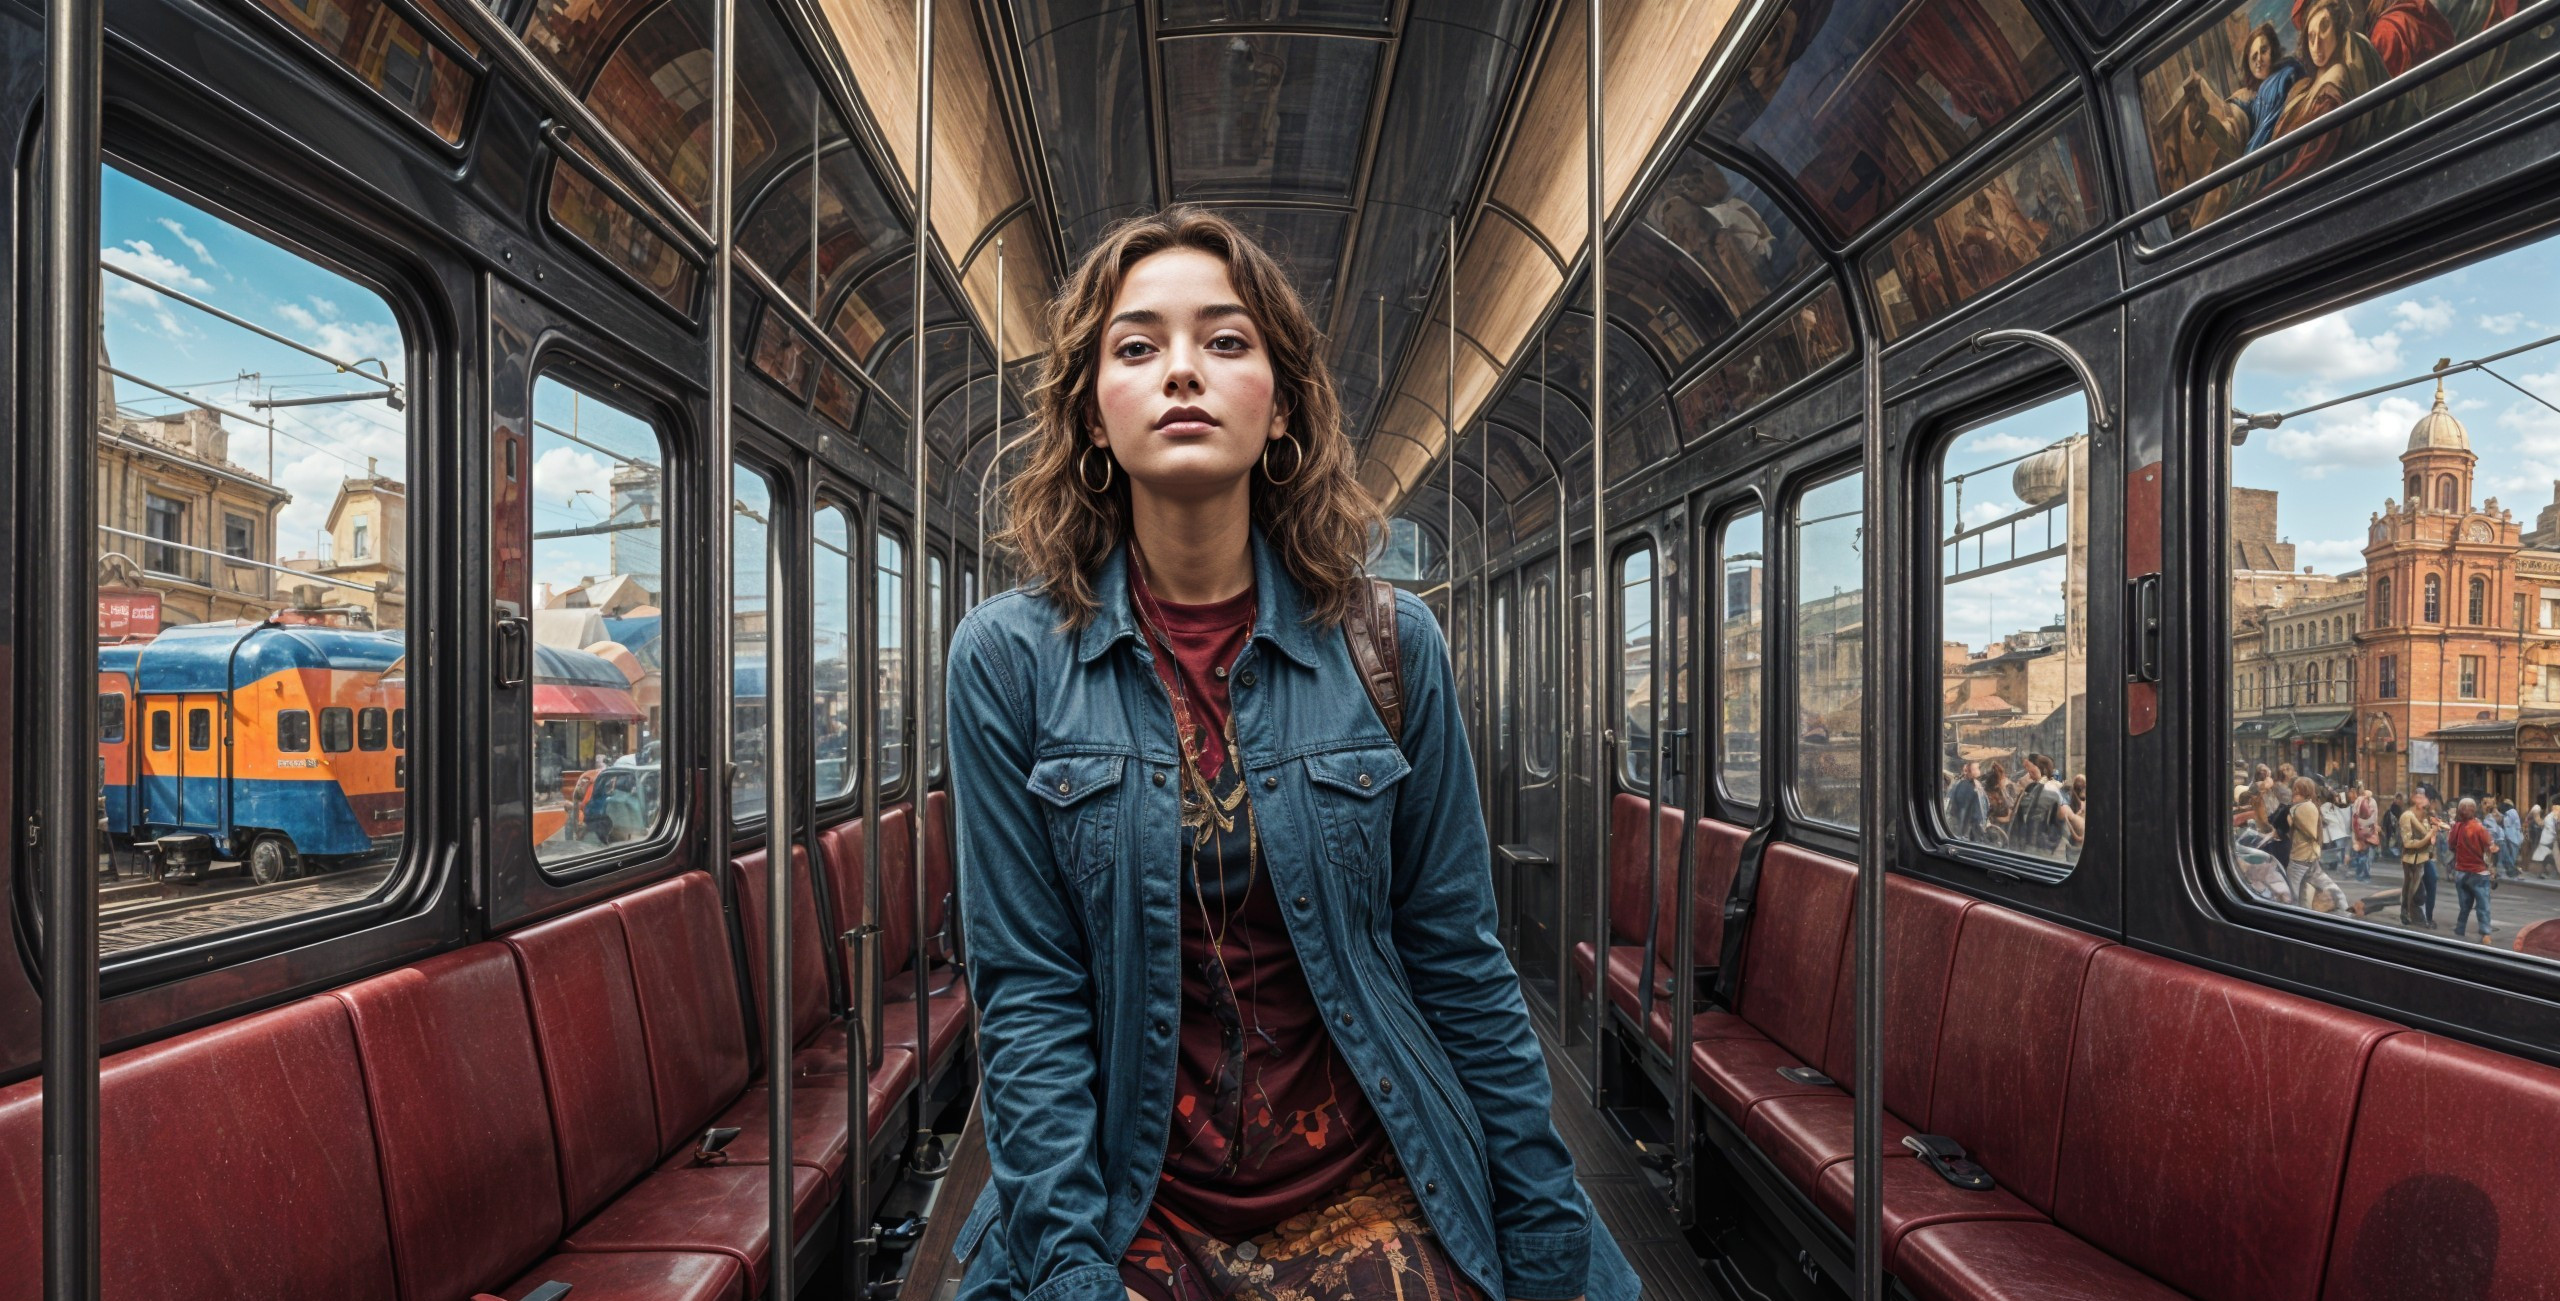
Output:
[1079, 442, 1116, 493]
[1261, 432, 1304, 485]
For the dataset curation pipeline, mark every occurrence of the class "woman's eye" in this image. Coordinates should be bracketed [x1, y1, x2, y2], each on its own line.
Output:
[1114, 339, 1154, 360]
[1208, 335, 1248, 352]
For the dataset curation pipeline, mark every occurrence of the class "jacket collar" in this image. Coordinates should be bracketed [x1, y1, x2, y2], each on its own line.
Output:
[1073, 526, 1323, 669]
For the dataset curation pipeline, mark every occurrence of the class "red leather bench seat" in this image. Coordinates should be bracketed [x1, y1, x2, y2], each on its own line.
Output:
[1570, 794, 1686, 1027]
[816, 809, 972, 1077]
[1688, 844, 1857, 1123]
[733, 845, 849, 1079]
[1639, 817, 1750, 1050]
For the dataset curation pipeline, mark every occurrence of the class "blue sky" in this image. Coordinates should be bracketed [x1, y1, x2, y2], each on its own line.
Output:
[1938, 391, 2084, 656]
[100, 166, 406, 580]
[2232, 237, 2560, 575]
[529, 377, 663, 604]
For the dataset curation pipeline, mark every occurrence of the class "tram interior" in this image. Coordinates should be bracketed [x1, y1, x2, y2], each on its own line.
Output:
[11, 0, 2560, 1297]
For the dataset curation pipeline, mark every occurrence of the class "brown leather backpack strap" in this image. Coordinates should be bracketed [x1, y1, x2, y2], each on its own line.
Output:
[1344, 578, 1405, 743]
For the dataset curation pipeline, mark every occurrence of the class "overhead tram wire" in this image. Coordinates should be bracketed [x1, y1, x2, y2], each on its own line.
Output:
[2232, 332, 2560, 434]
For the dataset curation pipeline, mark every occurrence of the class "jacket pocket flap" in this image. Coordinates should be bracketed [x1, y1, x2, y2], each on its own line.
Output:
[1304, 746, 1410, 799]
[952, 1182, 1001, 1262]
[1028, 753, 1126, 808]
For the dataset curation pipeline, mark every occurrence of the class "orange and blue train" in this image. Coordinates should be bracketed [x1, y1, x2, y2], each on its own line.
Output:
[99, 621, 406, 874]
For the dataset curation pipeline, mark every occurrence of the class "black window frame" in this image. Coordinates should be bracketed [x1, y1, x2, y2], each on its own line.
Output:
[1710, 499, 1768, 816]
[278, 709, 312, 753]
[187, 708, 212, 752]
[99, 694, 126, 745]
[357, 706, 388, 751]
[151, 710, 172, 752]
[320, 706, 355, 753]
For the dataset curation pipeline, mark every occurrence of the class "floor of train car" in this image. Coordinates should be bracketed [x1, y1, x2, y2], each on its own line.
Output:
[873, 1023, 1731, 1301]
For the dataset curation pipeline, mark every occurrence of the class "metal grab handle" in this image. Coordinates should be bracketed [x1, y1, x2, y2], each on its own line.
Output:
[494, 611, 529, 688]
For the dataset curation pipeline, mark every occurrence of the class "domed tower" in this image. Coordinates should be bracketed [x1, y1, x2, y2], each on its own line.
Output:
[2403, 372, 2474, 514]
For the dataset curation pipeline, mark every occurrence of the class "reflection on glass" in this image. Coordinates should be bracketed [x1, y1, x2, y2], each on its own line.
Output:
[547, 142, 700, 311]
[95, 168, 413, 956]
[1158, 0, 1393, 28]
[1794, 471, 1864, 826]
[1719, 510, 1765, 805]
[815, 507, 855, 802]
[1621, 151, 1818, 370]
[751, 309, 814, 398]
[1525, 566, 1558, 778]
[1160, 34, 1379, 201]
[2226, 234, 2560, 961]
[733, 466, 772, 823]
[815, 365, 860, 431]
[1937, 395, 2088, 868]
[247, 0, 478, 141]
[1372, 517, 1439, 582]
[1674, 282, 1852, 439]
[928, 554, 947, 780]
[1710, 0, 2068, 237]
[1619, 549, 1656, 789]
[878, 529, 908, 789]
[2138, 0, 2560, 236]
[1870, 113, 2105, 342]
[1495, 592, 1514, 760]
[530, 378, 668, 865]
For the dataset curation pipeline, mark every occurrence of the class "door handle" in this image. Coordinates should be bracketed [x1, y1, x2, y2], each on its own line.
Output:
[2129, 573, 2162, 683]
[495, 609, 530, 688]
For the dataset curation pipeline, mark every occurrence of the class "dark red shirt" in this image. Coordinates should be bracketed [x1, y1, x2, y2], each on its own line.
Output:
[2452, 816, 2495, 875]
[1129, 563, 1387, 1243]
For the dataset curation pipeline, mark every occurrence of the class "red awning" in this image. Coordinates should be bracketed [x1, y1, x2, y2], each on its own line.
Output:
[534, 683, 644, 723]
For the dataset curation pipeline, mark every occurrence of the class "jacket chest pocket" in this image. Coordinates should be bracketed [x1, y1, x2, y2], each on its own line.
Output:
[1029, 753, 1127, 885]
[1303, 745, 1411, 877]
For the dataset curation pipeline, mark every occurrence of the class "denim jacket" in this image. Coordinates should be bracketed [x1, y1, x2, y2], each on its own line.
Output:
[944, 531, 1638, 1301]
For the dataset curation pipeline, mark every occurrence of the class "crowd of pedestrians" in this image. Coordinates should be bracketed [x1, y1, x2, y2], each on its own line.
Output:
[1943, 752, 2087, 863]
[2228, 761, 2559, 942]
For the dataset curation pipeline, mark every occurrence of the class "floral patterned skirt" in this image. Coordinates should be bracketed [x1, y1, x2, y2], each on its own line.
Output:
[1119, 1152, 1488, 1301]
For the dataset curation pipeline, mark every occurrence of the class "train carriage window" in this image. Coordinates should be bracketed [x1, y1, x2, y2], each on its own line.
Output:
[1617, 546, 1657, 790]
[1937, 394, 2090, 870]
[1523, 564, 1558, 779]
[1792, 470, 1864, 828]
[1868, 112, 2107, 343]
[814, 505, 856, 802]
[529, 377, 670, 865]
[357, 707, 388, 751]
[1494, 592, 1513, 760]
[391, 708, 406, 750]
[2226, 235, 2560, 962]
[878, 529, 908, 791]
[321, 708, 354, 753]
[1718, 509, 1765, 807]
[99, 694, 125, 745]
[242, 0, 480, 143]
[733, 465, 773, 824]
[928, 552, 947, 782]
[94, 166, 414, 956]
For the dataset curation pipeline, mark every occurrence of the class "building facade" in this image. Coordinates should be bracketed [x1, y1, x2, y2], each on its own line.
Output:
[96, 406, 291, 628]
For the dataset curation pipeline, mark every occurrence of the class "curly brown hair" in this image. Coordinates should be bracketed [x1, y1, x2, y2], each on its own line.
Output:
[993, 206, 1381, 629]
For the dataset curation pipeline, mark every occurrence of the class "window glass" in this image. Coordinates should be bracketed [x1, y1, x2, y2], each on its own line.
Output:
[1793, 470, 1864, 827]
[357, 707, 388, 751]
[1621, 150, 1819, 373]
[1372, 517, 1439, 582]
[321, 707, 354, 753]
[1718, 509, 1765, 805]
[2227, 234, 2560, 956]
[928, 552, 947, 781]
[530, 377, 668, 863]
[392, 707, 406, 750]
[733, 465, 772, 824]
[99, 694, 126, 745]
[1524, 563, 1558, 778]
[2137, 0, 2560, 237]
[878, 529, 907, 790]
[1618, 547, 1656, 790]
[546, 141, 701, 312]
[814, 506, 855, 801]
[1674, 282, 1853, 440]
[95, 167, 412, 957]
[1938, 394, 2089, 868]
[1869, 112, 2106, 342]
[1494, 592, 1514, 762]
[244, 0, 479, 142]
[1708, 0, 2069, 238]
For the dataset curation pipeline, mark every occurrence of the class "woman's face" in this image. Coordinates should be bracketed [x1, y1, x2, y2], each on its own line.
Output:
[2247, 34, 2276, 79]
[2305, 8, 2339, 70]
[1090, 246, 1281, 501]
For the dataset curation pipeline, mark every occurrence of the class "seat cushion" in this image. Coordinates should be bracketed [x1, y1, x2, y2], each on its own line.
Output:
[1571, 942, 1672, 1025]
[1814, 1152, 2049, 1264]
[780, 1029, 918, 1139]
[561, 1163, 827, 1295]
[2322, 1032, 2560, 1300]
[662, 1076, 854, 1192]
[1690, 1034, 1841, 1124]
[1925, 904, 2108, 1214]
[617, 872, 754, 1155]
[486, 1251, 745, 1301]
[1733, 846, 1857, 1064]
[506, 904, 665, 1227]
[881, 980, 974, 1071]
[1896, 1220, 2183, 1301]
[1742, 1094, 1918, 1196]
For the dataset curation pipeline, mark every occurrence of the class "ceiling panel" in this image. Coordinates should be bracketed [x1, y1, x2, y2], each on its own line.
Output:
[1016, 6, 1158, 244]
[960, 207, 1059, 363]
[1217, 205, 1351, 322]
[1158, 0, 1392, 30]
[1162, 34, 1381, 201]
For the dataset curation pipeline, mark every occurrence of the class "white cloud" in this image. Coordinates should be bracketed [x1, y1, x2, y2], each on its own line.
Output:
[1962, 498, 2021, 529]
[2247, 311, 2403, 386]
[2263, 394, 2427, 479]
[153, 218, 215, 267]
[259, 401, 407, 550]
[2479, 312, 2531, 336]
[273, 296, 401, 372]
[1957, 431, 2057, 457]
[100, 239, 211, 339]
[2392, 297, 2455, 334]
[531, 445, 613, 513]
[2293, 537, 2369, 572]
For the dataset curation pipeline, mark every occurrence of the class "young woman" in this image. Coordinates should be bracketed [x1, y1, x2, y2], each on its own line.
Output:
[943, 208, 1637, 1301]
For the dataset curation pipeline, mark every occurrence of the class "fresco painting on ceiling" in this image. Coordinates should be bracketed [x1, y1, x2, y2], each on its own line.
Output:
[1868, 114, 2104, 341]
[2138, 0, 2560, 234]
[548, 143, 698, 310]
[1673, 281, 1852, 439]
[1617, 153, 1817, 372]
[1711, 0, 2067, 238]
[815, 365, 860, 431]
[751, 312, 816, 398]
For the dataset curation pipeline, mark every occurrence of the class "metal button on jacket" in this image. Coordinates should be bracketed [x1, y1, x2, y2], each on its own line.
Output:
[1358, 772, 1373, 787]
[1263, 775, 1278, 790]
[1237, 669, 1257, 687]
[1152, 770, 1166, 786]
[1055, 779, 1071, 795]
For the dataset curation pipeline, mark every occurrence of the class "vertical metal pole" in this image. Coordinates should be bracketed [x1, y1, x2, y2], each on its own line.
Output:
[1446, 211, 1457, 621]
[1545, 349, 1568, 1038]
[1670, 513, 1702, 1222]
[908, 0, 936, 1119]
[1585, 0, 1612, 1102]
[40, 0, 104, 1296]
[978, 238, 1002, 599]
[1850, 279, 1891, 1301]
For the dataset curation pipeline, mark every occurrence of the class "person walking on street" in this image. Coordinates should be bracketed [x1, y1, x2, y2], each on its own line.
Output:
[1947, 761, 1986, 843]
[2287, 777, 2349, 913]
[2451, 798, 2498, 943]
[2499, 800, 2525, 879]
[2351, 784, 2380, 883]
[2320, 789, 2353, 887]
[2394, 791, 2439, 928]
[2538, 803, 2560, 879]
